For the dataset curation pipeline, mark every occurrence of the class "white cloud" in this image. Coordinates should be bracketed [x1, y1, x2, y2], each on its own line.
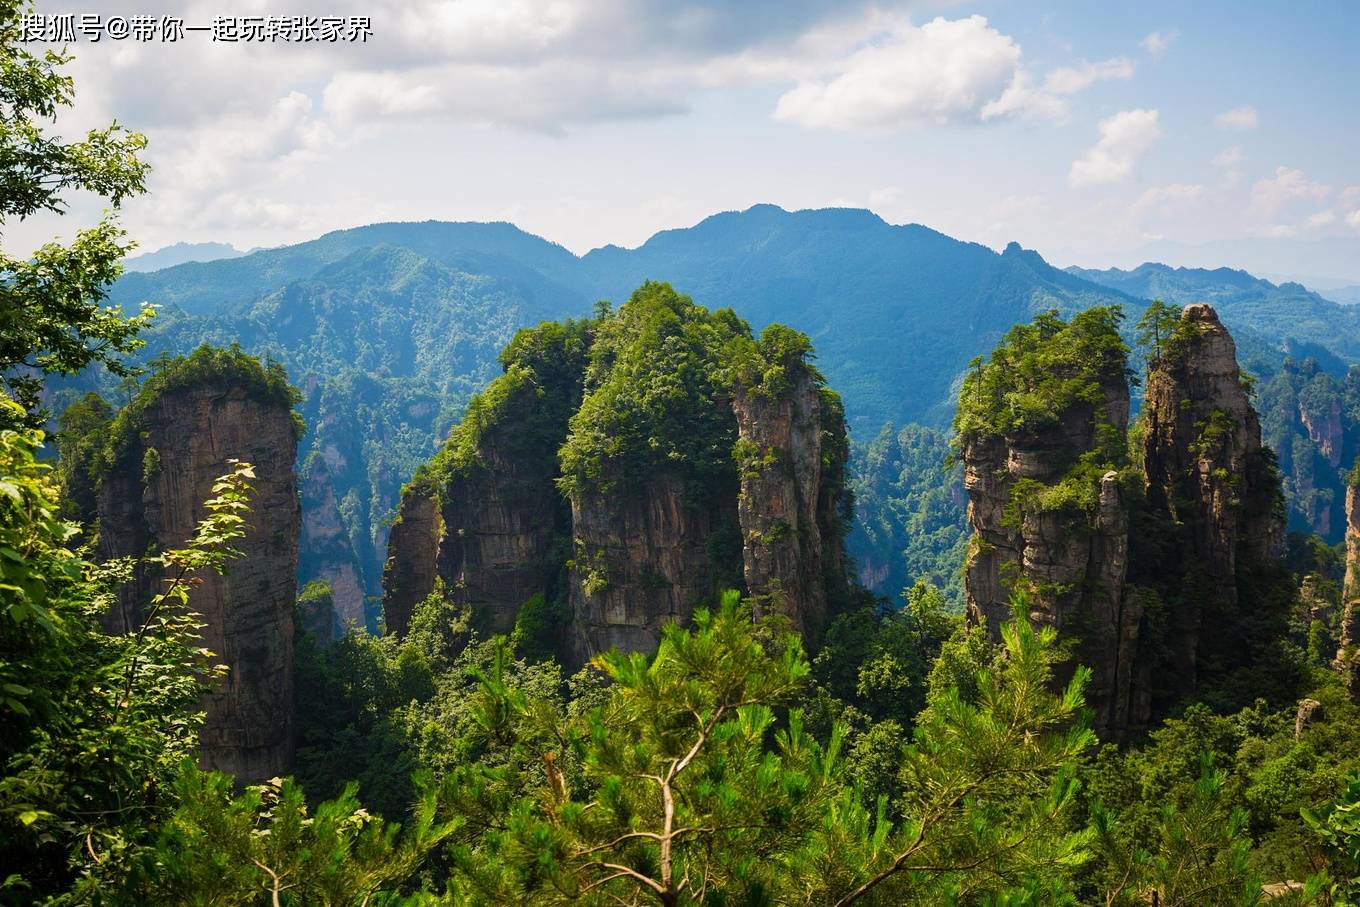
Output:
[1212, 146, 1243, 169]
[1348, 210, 1360, 230]
[1250, 166, 1332, 216]
[773, 16, 1026, 130]
[323, 72, 443, 121]
[1134, 183, 1204, 211]
[1042, 57, 1135, 94]
[1068, 109, 1161, 187]
[1256, 209, 1337, 238]
[771, 15, 1135, 131]
[981, 54, 1132, 121]
[978, 69, 1068, 121]
[1215, 106, 1259, 130]
[1140, 31, 1177, 58]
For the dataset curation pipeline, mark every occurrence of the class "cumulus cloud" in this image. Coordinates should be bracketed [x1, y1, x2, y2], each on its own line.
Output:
[19, 0, 1165, 249]
[1140, 31, 1177, 57]
[1348, 210, 1360, 230]
[773, 16, 1025, 130]
[1306, 209, 1338, 228]
[1042, 57, 1135, 94]
[1068, 109, 1161, 187]
[1212, 146, 1244, 169]
[983, 55, 1134, 121]
[1215, 106, 1260, 130]
[774, 16, 1136, 131]
[1250, 166, 1332, 217]
[1134, 183, 1204, 212]
[321, 58, 692, 134]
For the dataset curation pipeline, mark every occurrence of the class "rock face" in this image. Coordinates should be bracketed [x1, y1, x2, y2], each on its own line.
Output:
[1334, 481, 1360, 698]
[1259, 360, 1360, 545]
[382, 377, 575, 640]
[731, 363, 843, 641]
[298, 453, 367, 629]
[297, 580, 340, 644]
[961, 357, 1142, 740]
[569, 474, 740, 659]
[1300, 396, 1344, 469]
[383, 287, 853, 667]
[381, 487, 441, 637]
[1295, 698, 1324, 739]
[960, 303, 1289, 741]
[98, 376, 299, 782]
[1142, 304, 1284, 692]
[435, 405, 570, 637]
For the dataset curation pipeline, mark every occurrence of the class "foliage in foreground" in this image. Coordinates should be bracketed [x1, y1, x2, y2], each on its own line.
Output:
[0, 399, 246, 900]
[0, 0, 154, 429]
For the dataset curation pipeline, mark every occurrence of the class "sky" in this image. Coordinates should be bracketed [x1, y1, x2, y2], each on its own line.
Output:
[14, 0, 1360, 283]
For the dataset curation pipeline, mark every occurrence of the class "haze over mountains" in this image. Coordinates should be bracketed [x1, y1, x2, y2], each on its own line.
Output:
[79, 204, 1360, 622]
[122, 241, 246, 273]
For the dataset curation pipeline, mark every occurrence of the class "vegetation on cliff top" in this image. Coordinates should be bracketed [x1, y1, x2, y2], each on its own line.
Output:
[0, 0, 153, 430]
[557, 281, 751, 499]
[415, 317, 593, 495]
[101, 344, 302, 465]
[954, 307, 1133, 520]
[954, 306, 1131, 447]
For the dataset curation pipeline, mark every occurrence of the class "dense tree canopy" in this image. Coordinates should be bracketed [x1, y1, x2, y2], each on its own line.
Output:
[0, 0, 154, 428]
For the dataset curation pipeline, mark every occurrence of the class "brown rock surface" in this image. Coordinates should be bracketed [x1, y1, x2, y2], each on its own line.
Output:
[1142, 303, 1284, 692]
[961, 364, 1142, 740]
[569, 474, 739, 662]
[381, 487, 441, 637]
[382, 377, 573, 640]
[298, 454, 368, 628]
[98, 381, 299, 782]
[732, 365, 832, 640]
[435, 424, 567, 637]
[1333, 481, 1360, 697]
[1294, 698, 1324, 739]
[1300, 395, 1344, 469]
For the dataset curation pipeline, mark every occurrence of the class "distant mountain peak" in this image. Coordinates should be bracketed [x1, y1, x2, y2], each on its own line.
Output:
[123, 240, 243, 273]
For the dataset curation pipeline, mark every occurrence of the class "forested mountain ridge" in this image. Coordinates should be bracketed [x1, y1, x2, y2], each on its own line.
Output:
[64, 206, 1360, 618]
[106, 220, 586, 318]
[1070, 261, 1360, 364]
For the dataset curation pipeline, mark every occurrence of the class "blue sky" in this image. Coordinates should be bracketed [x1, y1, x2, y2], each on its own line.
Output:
[19, 0, 1360, 282]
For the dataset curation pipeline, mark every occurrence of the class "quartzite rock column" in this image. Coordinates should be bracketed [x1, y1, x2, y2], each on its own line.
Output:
[99, 377, 299, 781]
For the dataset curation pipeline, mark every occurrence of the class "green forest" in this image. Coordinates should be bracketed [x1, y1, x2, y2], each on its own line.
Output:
[6, 5, 1360, 905]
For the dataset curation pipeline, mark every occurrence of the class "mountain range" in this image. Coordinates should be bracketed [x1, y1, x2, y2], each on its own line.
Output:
[66, 204, 1360, 621]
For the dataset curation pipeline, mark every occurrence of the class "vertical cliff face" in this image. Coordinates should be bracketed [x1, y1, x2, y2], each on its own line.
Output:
[731, 359, 844, 641]
[298, 452, 367, 629]
[97, 352, 300, 782]
[436, 398, 572, 637]
[569, 474, 740, 659]
[383, 284, 853, 667]
[381, 392, 571, 641]
[1334, 480, 1360, 698]
[1141, 304, 1284, 691]
[559, 295, 850, 665]
[1300, 395, 1344, 469]
[960, 303, 1288, 738]
[380, 486, 441, 637]
[297, 579, 340, 645]
[958, 312, 1142, 740]
[1259, 360, 1360, 544]
[382, 319, 591, 641]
